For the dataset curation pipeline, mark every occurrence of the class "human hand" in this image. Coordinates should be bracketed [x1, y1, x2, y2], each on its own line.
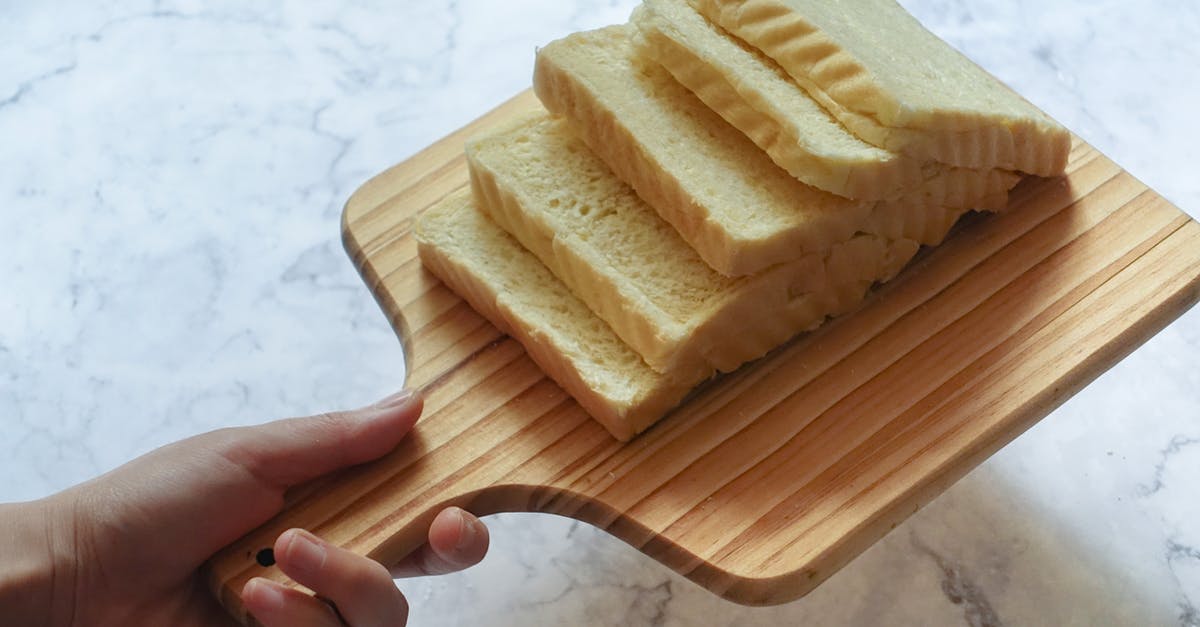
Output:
[0, 391, 488, 626]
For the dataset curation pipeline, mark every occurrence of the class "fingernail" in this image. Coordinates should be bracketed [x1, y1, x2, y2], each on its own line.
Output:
[286, 529, 328, 578]
[453, 508, 478, 553]
[374, 389, 414, 409]
[246, 578, 284, 610]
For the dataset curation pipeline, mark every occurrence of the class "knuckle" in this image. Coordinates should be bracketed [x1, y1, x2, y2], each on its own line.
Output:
[207, 427, 263, 475]
[310, 412, 358, 448]
[310, 411, 350, 436]
[341, 555, 394, 591]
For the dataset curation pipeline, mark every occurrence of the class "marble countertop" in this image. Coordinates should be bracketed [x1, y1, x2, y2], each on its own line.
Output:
[3, 1, 1197, 624]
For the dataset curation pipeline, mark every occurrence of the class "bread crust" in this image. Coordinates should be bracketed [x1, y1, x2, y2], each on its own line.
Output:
[688, 0, 1070, 174]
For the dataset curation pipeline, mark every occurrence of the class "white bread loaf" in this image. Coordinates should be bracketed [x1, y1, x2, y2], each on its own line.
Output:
[687, 0, 1071, 174]
[414, 5, 1059, 440]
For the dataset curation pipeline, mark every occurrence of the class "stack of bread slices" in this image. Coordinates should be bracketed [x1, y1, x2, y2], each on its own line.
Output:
[414, 0, 1070, 441]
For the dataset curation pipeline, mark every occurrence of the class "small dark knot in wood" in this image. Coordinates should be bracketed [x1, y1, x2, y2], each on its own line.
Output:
[255, 548, 275, 567]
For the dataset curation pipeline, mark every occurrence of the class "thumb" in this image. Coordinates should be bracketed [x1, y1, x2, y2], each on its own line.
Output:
[54, 391, 424, 577]
[219, 390, 423, 490]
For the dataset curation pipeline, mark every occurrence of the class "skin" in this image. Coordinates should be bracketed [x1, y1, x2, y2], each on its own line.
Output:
[0, 391, 488, 626]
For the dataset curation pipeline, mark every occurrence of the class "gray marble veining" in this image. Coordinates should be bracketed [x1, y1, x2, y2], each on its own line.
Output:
[2, 1, 1198, 625]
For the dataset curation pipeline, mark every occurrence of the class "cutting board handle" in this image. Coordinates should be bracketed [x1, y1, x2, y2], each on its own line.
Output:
[203, 340, 618, 626]
[201, 430, 473, 625]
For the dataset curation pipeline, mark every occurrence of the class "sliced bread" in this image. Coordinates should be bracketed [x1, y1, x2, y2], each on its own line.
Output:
[687, 0, 1071, 174]
[634, 0, 922, 201]
[465, 112, 919, 378]
[533, 25, 1018, 276]
[414, 187, 694, 441]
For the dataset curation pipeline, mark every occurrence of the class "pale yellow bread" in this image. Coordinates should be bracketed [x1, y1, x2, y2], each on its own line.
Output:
[634, 0, 1020, 204]
[466, 112, 919, 378]
[688, 0, 1070, 174]
[414, 187, 693, 441]
[533, 25, 1018, 276]
[634, 0, 920, 201]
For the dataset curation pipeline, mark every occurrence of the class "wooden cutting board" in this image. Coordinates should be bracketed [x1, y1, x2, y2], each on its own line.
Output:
[206, 90, 1200, 624]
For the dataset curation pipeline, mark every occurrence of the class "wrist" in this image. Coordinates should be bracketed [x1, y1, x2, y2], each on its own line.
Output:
[0, 497, 81, 627]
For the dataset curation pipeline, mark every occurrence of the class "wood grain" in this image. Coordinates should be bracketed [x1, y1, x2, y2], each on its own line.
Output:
[205, 90, 1200, 624]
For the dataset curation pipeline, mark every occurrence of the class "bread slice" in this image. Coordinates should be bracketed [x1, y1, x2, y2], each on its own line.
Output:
[414, 187, 694, 441]
[687, 0, 1071, 175]
[466, 111, 919, 378]
[634, 0, 922, 201]
[533, 25, 1019, 276]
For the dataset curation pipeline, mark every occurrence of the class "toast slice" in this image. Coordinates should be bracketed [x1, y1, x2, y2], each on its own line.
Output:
[533, 25, 1018, 276]
[688, 0, 1071, 174]
[414, 187, 694, 441]
[633, 0, 922, 201]
[466, 112, 919, 378]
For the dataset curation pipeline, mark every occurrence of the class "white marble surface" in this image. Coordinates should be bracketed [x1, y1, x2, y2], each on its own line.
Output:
[2, 0, 1198, 624]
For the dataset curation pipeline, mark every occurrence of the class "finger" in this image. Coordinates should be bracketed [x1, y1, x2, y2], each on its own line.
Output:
[242, 577, 343, 627]
[220, 390, 423, 489]
[274, 528, 408, 627]
[390, 507, 490, 578]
